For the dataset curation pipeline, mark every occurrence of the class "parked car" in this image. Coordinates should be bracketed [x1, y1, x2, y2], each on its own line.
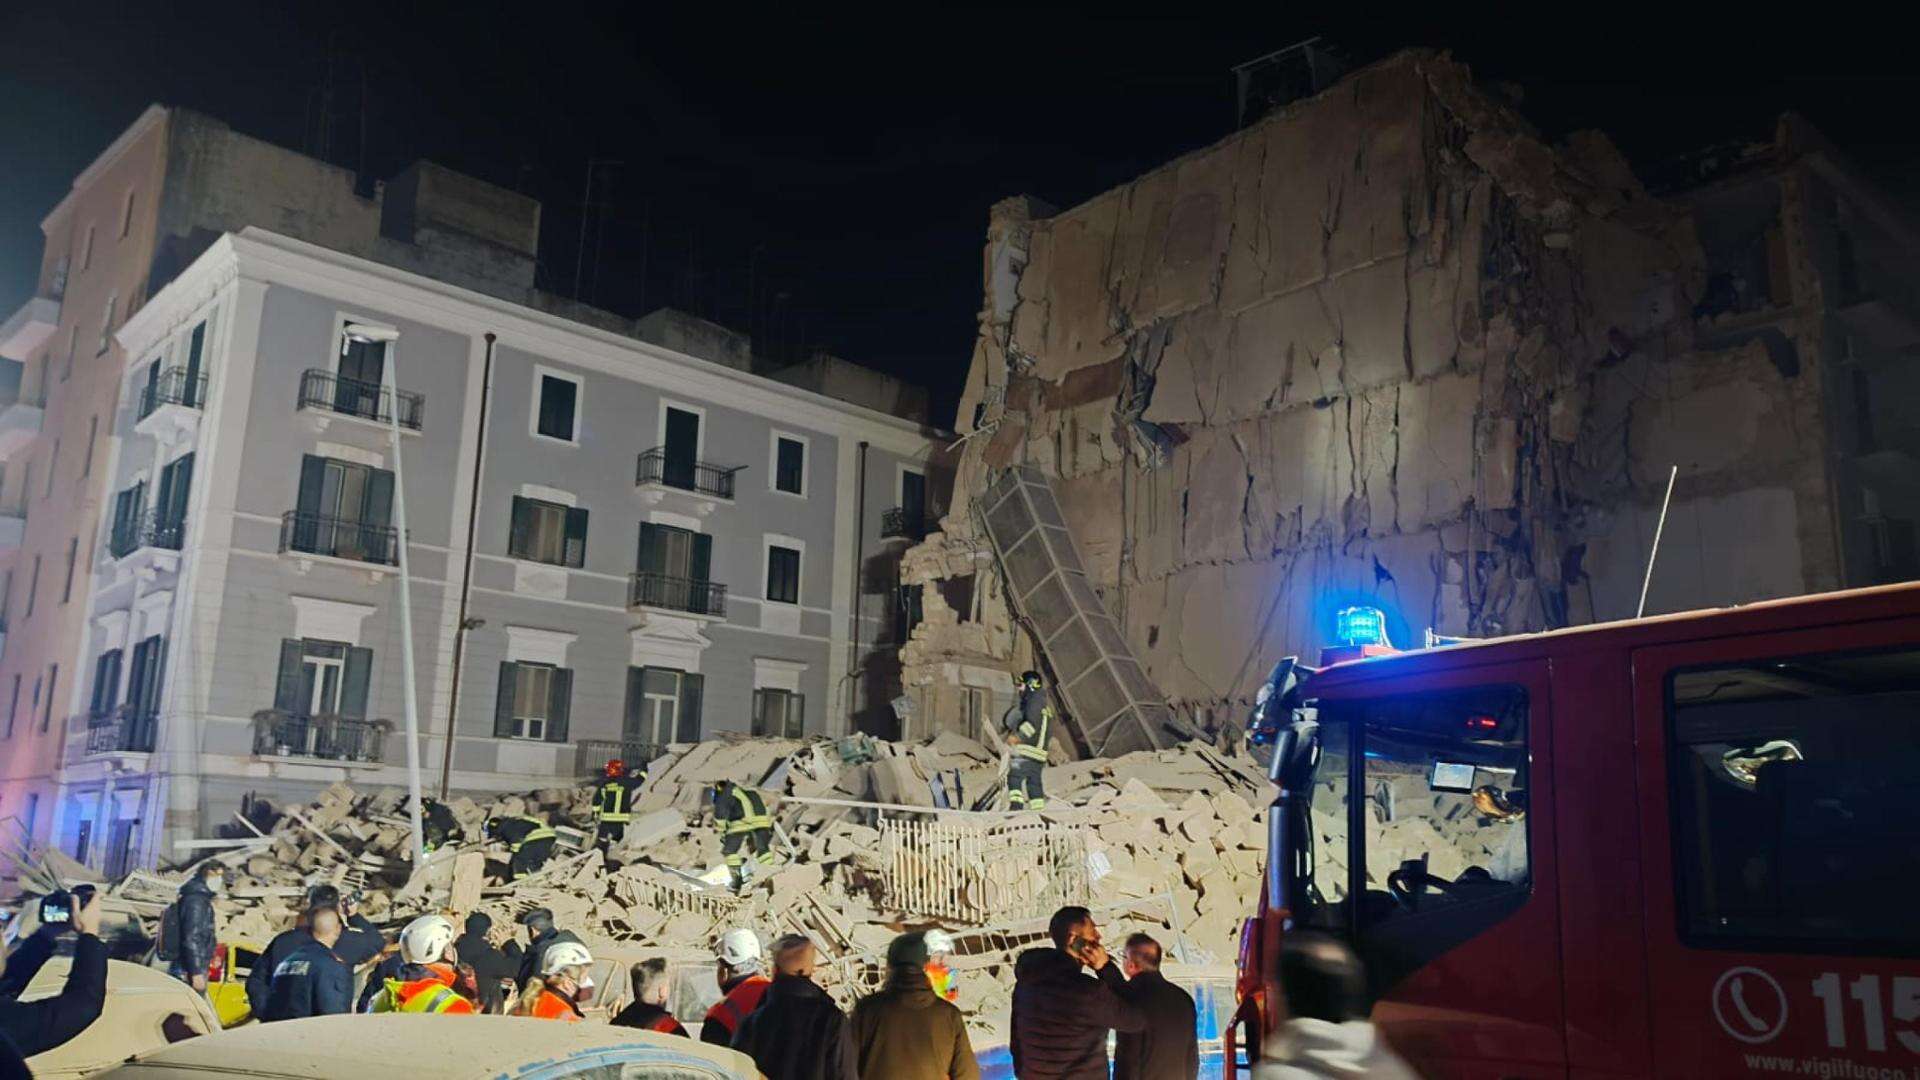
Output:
[90, 1013, 764, 1079]
[203, 937, 268, 1028]
[21, 956, 223, 1079]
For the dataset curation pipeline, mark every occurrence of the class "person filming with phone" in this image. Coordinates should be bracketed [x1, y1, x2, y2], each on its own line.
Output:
[1010, 906, 1148, 1080]
[0, 885, 108, 1061]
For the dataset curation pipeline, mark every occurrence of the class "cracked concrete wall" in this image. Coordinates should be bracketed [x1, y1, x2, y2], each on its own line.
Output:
[905, 49, 1845, 734]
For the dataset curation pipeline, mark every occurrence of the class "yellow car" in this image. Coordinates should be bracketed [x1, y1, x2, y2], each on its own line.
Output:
[202, 937, 267, 1028]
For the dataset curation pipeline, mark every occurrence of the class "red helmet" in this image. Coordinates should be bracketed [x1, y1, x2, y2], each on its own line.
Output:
[605, 759, 626, 779]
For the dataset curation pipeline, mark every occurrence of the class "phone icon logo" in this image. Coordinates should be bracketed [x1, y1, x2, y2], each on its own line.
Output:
[1712, 966, 1788, 1044]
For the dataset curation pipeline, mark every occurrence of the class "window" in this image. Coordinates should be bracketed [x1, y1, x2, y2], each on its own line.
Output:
[765, 545, 801, 605]
[494, 661, 572, 742]
[509, 497, 587, 567]
[29, 675, 41, 729]
[82, 416, 97, 478]
[334, 322, 387, 418]
[98, 293, 117, 355]
[73, 820, 92, 865]
[61, 537, 77, 603]
[125, 635, 164, 721]
[273, 638, 371, 719]
[23, 794, 37, 838]
[44, 440, 58, 498]
[64, 325, 77, 380]
[290, 455, 396, 563]
[5, 675, 19, 738]
[119, 188, 136, 238]
[900, 468, 927, 526]
[81, 224, 96, 271]
[41, 663, 58, 732]
[635, 524, 716, 614]
[1669, 647, 1920, 952]
[91, 649, 124, 717]
[773, 435, 806, 496]
[752, 688, 805, 738]
[1302, 684, 1530, 990]
[15, 462, 28, 520]
[660, 405, 701, 487]
[896, 582, 924, 642]
[535, 371, 580, 442]
[25, 555, 39, 617]
[624, 667, 704, 745]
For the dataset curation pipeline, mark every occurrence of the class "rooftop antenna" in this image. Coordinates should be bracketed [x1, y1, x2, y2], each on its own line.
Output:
[1637, 465, 1680, 619]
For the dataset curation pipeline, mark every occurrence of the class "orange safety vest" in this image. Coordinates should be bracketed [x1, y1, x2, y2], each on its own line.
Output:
[375, 965, 476, 1015]
[528, 988, 583, 1022]
[702, 974, 770, 1038]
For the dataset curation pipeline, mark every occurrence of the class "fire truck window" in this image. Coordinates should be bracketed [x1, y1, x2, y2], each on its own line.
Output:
[1670, 647, 1920, 952]
[1302, 708, 1352, 933]
[1357, 685, 1530, 935]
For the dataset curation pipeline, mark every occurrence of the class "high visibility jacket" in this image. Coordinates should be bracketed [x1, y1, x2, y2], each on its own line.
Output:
[593, 776, 641, 824]
[715, 786, 772, 836]
[702, 974, 770, 1041]
[527, 988, 583, 1021]
[501, 815, 556, 852]
[368, 965, 476, 1015]
[1008, 689, 1052, 761]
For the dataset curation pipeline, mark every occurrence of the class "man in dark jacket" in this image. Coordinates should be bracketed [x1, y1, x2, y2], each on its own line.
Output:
[453, 913, 517, 1013]
[730, 935, 856, 1080]
[167, 865, 222, 991]
[1114, 932, 1198, 1080]
[0, 888, 107, 1059]
[849, 932, 979, 1080]
[259, 909, 352, 1021]
[514, 908, 580, 992]
[610, 958, 686, 1036]
[246, 885, 383, 1015]
[1010, 906, 1148, 1080]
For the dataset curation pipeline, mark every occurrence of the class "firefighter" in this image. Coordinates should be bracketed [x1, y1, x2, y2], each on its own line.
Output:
[517, 941, 596, 1022]
[485, 813, 558, 880]
[364, 915, 476, 1015]
[712, 779, 775, 892]
[418, 797, 461, 853]
[1002, 669, 1052, 810]
[591, 759, 644, 850]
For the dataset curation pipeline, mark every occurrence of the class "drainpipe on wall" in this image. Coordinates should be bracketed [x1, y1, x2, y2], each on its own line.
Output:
[847, 441, 868, 734]
[438, 332, 495, 798]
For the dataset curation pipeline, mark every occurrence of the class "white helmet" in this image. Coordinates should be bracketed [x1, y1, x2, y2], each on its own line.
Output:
[715, 928, 762, 968]
[542, 940, 594, 976]
[923, 929, 956, 957]
[399, 914, 456, 965]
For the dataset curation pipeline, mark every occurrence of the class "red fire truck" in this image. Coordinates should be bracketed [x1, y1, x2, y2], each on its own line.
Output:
[1230, 582, 1920, 1078]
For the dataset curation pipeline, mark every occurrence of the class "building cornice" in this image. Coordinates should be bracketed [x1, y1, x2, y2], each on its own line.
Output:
[41, 104, 169, 232]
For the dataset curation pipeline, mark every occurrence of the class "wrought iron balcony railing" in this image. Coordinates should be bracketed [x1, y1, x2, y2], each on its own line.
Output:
[628, 571, 726, 617]
[297, 368, 424, 430]
[574, 738, 669, 777]
[138, 367, 208, 420]
[85, 707, 157, 754]
[635, 448, 741, 500]
[880, 506, 934, 541]
[108, 509, 185, 559]
[279, 511, 399, 565]
[252, 710, 388, 763]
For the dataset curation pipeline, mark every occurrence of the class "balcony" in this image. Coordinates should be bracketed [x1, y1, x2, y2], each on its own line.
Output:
[574, 739, 668, 778]
[0, 296, 61, 362]
[0, 389, 46, 461]
[279, 511, 399, 570]
[134, 366, 208, 443]
[880, 506, 935, 542]
[634, 448, 741, 514]
[108, 508, 185, 560]
[629, 571, 727, 618]
[296, 368, 424, 439]
[252, 710, 388, 764]
[85, 707, 157, 755]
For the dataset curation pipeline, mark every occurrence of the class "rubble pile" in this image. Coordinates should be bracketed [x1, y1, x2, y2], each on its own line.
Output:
[63, 733, 1272, 1035]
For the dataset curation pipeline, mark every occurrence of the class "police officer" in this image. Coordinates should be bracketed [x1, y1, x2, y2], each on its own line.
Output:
[711, 779, 775, 891]
[1003, 670, 1052, 810]
[485, 813, 558, 880]
[591, 758, 644, 850]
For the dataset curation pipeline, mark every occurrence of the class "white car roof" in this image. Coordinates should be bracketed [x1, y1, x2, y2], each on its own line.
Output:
[24, 958, 223, 1080]
[90, 1014, 762, 1079]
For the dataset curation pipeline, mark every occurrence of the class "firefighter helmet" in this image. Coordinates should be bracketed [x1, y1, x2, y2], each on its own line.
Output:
[1020, 670, 1043, 687]
[399, 914, 457, 964]
[541, 940, 594, 976]
[716, 928, 763, 967]
[604, 759, 626, 779]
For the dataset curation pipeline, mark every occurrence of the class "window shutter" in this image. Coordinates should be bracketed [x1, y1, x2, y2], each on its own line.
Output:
[296, 456, 326, 516]
[143, 638, 167, 716]
[274, 640, 305, 713]
[166, 454, 194, 522]
[341, 647, 373, 719]
[637, 523, 663, 575]
[365, 468, 395, 527]
[676, 674, 703, 743]
[692, 533, 713, 583]
[509, 497, 531, 559]
[547, 668, 572, 743]
[750, 689, 766, 737]
[564, 506, 589, 569]
[792, 694, 805, 738]
[494, 662, 517, 738]
[623, 667, 646, 742]
[185, 321, 205, 380]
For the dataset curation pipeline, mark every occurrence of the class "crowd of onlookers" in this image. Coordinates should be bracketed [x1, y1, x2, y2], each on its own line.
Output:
[0, 869, 1418, 1080]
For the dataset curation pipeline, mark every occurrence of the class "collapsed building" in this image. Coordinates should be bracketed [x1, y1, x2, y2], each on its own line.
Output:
[899, 49, 1920, 739]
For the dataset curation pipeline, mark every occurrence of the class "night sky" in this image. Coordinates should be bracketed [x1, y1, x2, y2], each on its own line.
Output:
[4, 7, 1914, 423]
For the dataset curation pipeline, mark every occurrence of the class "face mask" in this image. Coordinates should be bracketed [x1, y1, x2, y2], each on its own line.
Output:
[208, 876, 226, 896]
[574, 977, 596, 1005]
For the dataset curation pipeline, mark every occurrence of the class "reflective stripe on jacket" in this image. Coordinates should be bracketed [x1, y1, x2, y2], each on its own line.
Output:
[1012, 690, 1052, 761]
[594, 779, 636, 823]
[717, 787, 773, 835]
[510, 815, 557, 851]
[369, 967, 475, 1015]
[702, 974, 771, 1039]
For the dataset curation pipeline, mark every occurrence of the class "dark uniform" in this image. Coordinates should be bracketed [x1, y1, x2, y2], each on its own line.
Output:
[489, 815, 558, 880]
[592, 767, 645, 848]
[713, 782, 775, 889]
[1003, 676, 1052, 810]
[420, 798, 461, 853]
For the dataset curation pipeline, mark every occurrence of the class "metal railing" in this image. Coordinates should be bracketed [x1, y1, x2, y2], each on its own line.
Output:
[574, 739, 669, 778]
[635, 448, 741, 500]
[85, 707, 157, 754]
[137, 367, 208, 420]
[252, 710, 387, 763]
[108, 508, 185, 559]
[628, 571, 726, 617]
[297, 369, 425, 430]
[278, 511, 399, 565]
[880, 506, 934, 541]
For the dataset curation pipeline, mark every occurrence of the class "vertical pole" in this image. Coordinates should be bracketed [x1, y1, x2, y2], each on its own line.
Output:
[386, 351, 426, 867]
[1638, 465, 1679, 620]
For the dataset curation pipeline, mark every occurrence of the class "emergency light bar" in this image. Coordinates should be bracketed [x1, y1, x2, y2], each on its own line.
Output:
[1335, 605, 1390, 648]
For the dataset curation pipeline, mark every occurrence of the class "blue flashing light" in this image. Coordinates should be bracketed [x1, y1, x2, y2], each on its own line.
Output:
[1335, 605, 1390, 648]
